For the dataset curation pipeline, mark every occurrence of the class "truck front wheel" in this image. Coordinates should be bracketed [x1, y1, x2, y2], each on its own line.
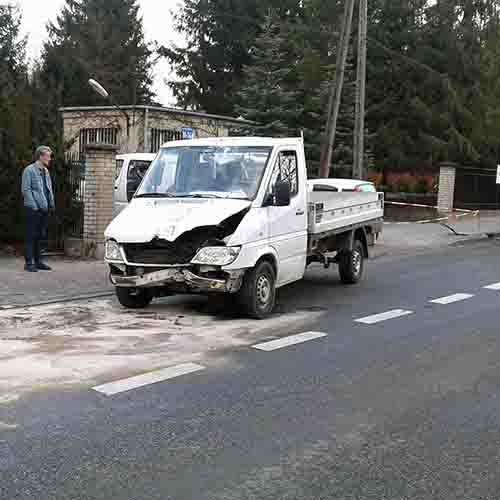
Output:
[237, 261, 276, 319]
[338, 239, 364, 284]
[115, 287, 153, 309]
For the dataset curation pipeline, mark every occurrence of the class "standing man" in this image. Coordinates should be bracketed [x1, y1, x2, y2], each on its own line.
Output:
[21, 146, 55, 272]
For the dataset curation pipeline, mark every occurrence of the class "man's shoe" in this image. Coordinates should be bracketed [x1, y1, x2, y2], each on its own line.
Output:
[35, 262, 52, 271]
[24, 264, 38, 273]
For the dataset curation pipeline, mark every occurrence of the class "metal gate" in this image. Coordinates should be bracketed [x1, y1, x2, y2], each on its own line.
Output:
[454, 166, 499, 210]
[47, 153, 85, 251]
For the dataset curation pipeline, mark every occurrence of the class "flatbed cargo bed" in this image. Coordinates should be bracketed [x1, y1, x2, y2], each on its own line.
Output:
[307, 191, 384, 236]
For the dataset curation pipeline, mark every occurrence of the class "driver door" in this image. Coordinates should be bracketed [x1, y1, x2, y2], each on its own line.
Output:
[266, 148, 308, 286]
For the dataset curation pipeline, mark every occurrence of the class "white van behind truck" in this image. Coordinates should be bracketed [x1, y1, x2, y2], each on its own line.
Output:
[114, 153, 156, 216]
[105, 137, 383, 318]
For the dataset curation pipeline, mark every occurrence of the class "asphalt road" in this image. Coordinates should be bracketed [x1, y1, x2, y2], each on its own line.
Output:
[2, 239, 500, 499]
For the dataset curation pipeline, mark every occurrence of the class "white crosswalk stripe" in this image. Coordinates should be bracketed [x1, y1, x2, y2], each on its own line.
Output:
[93, 363, 205, 396]
[253, 332, 327, 351]
[484, 282, 500, 290]
[355, 309, 414, 325]
[430, 293, 474, 305]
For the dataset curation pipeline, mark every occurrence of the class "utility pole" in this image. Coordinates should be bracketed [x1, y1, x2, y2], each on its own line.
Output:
[319, 0, 356, 178]
[353, 0, 368, 179]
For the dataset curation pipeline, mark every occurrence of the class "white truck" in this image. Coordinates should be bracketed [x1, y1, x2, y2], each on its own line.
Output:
[104, 137, 383, 318]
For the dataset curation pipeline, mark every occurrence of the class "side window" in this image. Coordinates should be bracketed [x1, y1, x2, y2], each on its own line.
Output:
[268, 150, 299, 197]
[313, 184, 338, 192]
[115, 159, 124, 180]
[358, 183, 376, 192]
[127, 160, 152, 201]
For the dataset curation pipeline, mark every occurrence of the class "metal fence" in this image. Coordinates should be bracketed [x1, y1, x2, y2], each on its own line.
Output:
[79, 128, 118, 155]
[454, 166, 500, 209]
[150, 128, 183, 152]
[47, 153, 85, 251]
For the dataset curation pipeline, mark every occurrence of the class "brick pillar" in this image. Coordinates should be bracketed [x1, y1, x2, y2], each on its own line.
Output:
[437, 162, 457, 213]
[83, 143, 118, 258]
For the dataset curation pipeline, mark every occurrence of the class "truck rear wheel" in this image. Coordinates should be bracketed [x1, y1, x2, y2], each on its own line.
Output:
[237, 261, 276, 319]
[115, 287, 153, 309]
[339, 239, 364, 284]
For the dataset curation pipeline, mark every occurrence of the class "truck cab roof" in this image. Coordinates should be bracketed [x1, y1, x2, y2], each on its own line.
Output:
[116, 153, 157, 161]
[160, 136, 304, 149]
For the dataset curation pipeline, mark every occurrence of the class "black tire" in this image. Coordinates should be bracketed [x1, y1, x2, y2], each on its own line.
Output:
[115, 287, 153, 309]
[339, 239, 364, 284]
[236, 261, 276, 319]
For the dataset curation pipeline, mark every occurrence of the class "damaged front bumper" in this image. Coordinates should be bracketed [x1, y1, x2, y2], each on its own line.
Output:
[110, 267, 245, 294]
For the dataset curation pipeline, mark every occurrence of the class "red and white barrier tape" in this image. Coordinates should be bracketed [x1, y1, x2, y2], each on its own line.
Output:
[384, 201, 479, 225]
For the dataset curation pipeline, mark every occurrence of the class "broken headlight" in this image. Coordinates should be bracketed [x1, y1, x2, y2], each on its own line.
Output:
[192, 246, 241, 266]
[105, 240, 123, 261]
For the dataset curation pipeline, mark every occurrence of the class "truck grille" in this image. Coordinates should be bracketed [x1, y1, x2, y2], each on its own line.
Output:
[124, 241, 191, 265]
[123, 228, 222, 265]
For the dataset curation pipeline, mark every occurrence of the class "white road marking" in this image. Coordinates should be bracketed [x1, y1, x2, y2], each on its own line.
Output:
[355, 309, 413, 325]
[0, 422, 17, 431]
[484, 282, 500, 290]
[430, 293, 474, 305]
[252, 332, 327, 351]
[92, 363, 205, 396]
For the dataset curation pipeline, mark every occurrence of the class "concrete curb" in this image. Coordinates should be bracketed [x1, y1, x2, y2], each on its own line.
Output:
[449, 233, 500, 247]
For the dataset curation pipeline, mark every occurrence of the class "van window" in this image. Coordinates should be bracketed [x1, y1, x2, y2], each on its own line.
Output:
[128, 160, 152, 182]
[115, 159, 124, 180]
[127, 160, 153, 201]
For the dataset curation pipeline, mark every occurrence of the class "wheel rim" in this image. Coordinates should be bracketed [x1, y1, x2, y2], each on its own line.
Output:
[256, 274, 272, 307]
[352, 250, 362, 276]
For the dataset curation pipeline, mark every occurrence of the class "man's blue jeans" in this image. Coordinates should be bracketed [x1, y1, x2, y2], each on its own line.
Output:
[23, 207, 49, 265]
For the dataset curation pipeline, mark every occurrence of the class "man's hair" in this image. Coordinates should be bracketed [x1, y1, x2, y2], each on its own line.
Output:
[34, 146, 52, 161]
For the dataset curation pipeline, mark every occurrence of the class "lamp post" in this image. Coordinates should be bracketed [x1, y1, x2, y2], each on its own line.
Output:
[88, 78, 131, 137]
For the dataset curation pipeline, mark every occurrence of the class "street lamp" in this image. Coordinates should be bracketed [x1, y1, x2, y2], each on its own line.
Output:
[88, 78, 109, 98]
[88, 78, 130, 136]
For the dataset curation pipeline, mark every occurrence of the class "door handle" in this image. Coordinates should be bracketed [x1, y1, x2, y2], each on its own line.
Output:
[296, 209, 305, 216]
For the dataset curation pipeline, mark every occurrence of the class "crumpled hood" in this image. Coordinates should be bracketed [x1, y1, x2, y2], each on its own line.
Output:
[105, 198, 252, 243]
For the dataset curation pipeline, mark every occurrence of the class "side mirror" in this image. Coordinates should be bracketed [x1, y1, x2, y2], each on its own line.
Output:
[275, 180, 291, 206]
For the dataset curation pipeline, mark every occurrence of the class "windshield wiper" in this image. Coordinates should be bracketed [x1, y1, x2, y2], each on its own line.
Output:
[135, 192, 175, 198]
[176, 193, 224, 199]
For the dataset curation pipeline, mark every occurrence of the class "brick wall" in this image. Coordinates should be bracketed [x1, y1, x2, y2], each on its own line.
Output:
[83, 143, 118, 258]
[437, 163, 457, 212]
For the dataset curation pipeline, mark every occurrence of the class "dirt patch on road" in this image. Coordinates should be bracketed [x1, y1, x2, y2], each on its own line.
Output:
[0, 297, 322, 401]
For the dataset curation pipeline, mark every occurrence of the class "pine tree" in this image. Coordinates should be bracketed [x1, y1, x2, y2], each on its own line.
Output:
[0, 4, 30, 240]
[42, 0, 154, 107]
[161, 0, 308, 115]
[236, 4, 368, 176]
[0, 4, 29, 157]
[236, 13, 302, 137]
[160, 0, 263, 114]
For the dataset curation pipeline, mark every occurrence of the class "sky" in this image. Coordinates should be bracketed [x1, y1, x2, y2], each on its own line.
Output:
[17, 0, 185, 106]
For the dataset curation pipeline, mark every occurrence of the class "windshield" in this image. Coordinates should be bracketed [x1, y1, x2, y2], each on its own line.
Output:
[136, 145, 273, 200]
